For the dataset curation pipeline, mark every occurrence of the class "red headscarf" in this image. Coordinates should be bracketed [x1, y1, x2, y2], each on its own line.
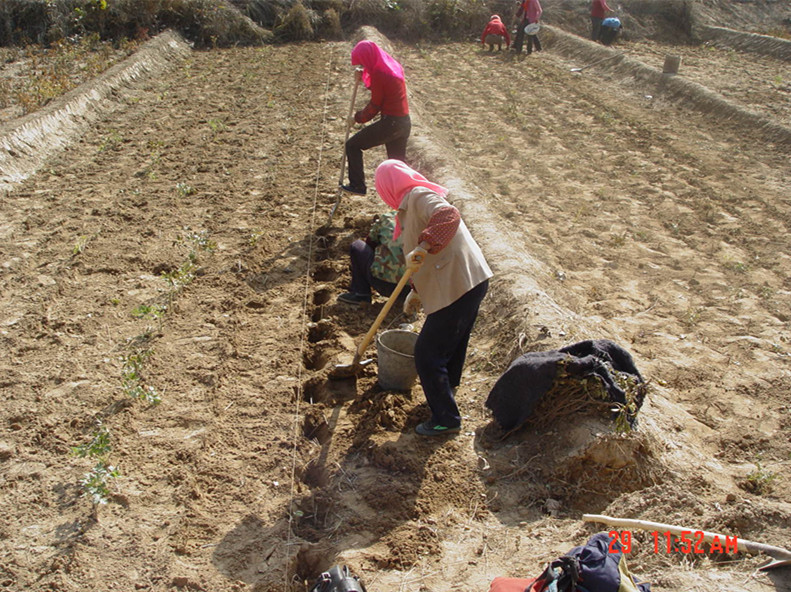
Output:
[351, 40, 405, 89]
[375, 160, 449, 239]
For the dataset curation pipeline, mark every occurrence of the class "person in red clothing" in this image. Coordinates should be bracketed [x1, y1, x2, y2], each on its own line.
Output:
[512, 0, 542, 55]
[480, 15, 510, 51]
[591, 0, 612, 41]
[341, 41, 411, 196]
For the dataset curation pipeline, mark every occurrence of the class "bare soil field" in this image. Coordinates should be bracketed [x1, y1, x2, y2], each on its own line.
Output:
[1, 22, 790, 592]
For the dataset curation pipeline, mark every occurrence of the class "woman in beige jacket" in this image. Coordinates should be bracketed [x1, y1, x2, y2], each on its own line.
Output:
[375, 160, 493, 436]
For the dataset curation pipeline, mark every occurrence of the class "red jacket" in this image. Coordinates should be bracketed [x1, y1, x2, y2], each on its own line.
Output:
[591, 0, 611, 19]
[354, 70, 409, 123]
[520, 0, 542, 23]
[481, 17, 510, 47]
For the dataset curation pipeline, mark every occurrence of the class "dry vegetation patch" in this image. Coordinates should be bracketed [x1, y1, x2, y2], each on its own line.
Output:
[0, 34, 140, 122]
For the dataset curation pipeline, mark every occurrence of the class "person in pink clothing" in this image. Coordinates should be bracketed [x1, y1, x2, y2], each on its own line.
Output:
[480, 15, 510, 51]
[513, 0, 542, 54]
[342, 40, 411, 196]
[375, 160, 493, 437]
[591, 0, 612, 41]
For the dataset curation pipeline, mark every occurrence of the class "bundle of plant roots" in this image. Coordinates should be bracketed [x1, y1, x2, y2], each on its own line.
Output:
[532, 359, 649, 433]
[485, 339, 648, 434]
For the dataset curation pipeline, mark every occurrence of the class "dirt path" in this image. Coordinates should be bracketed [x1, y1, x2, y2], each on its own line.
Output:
[1, 33, 790, 592]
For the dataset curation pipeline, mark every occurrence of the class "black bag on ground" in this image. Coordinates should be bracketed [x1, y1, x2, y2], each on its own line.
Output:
[485, 339, 645, 432]
[309, 565, 366, 592]
[527, 532, 650, 592]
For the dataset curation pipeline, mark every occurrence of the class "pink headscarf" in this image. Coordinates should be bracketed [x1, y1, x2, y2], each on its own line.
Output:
[351, 40, 405, 89]
[375, 159, 449, 239]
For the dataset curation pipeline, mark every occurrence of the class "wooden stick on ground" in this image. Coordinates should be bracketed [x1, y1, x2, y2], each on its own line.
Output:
[583, 514, 791, 561]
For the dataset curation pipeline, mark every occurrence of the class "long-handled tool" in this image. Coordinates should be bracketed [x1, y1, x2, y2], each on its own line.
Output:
[326, 74, 361, 226]
[329, 267, 414, 379]
[570, 51, 623, 73]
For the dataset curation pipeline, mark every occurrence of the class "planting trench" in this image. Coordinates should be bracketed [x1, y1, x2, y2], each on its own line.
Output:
[1, 21, 791, 592]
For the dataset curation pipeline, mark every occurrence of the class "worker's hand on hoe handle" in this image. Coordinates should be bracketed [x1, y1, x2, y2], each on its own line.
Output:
[406, 244, 428, 271]
[403, 290, 422, 316]
[354, 67, 364, 82]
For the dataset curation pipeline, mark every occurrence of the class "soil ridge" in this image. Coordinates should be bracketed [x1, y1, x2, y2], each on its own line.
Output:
[542, 24, 791, 148]
[0, 30, 190, 192]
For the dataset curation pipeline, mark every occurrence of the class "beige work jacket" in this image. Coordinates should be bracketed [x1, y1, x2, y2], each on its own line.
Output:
[397, 187, 493, 315]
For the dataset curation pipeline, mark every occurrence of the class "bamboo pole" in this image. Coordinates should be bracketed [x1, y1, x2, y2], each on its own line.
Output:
[582, 514, 791, 560]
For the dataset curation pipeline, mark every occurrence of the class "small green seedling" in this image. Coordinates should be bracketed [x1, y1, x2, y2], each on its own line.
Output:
[179, 229, 217, 253]
[124, 383, 161, 405]
[249, 230, 264, 246]
[99, 130, 122, 152]
[609, 231, 628, 247]
[121, 350, 161, 405]
[131, 303, 167, 320]
[81, 461, 119, 505]
[71, 425, 112, 459]
[745, 461, 777, 495]
[176, 182, 196, 197]
[73, 235, 91, 255]
[162, 261, 197, 291]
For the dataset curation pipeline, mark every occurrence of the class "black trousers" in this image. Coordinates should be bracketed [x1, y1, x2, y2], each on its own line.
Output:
[514, 19, 541, 54]
[345, 114, 411, 191]
[591, 17, 603, 41]
[527, 31, 542, 53]
[414, 279, 489, 428]
[348, 239, 401, 297]
[513, 17, 529, 52]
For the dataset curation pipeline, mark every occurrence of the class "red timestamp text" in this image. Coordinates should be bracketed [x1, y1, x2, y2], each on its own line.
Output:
[607, 530, 739, 555]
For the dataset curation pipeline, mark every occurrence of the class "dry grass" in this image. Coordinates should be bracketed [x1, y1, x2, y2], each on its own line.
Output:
[0, 34, 140, 121]
[0, 0, 491, 48]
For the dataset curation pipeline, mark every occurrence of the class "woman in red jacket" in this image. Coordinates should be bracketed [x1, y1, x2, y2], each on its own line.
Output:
[341, 41, 411, 196]
[480, 15, 510, 51]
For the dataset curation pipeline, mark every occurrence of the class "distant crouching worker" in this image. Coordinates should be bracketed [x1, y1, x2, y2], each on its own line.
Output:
[599, 17, 622, 45]
[481, 15, 510, 51]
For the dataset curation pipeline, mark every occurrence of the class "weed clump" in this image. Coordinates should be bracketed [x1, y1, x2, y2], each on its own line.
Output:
[319, 8, 342, 40]
[276, 1, 315, 41]
[740, 460, 777, 495]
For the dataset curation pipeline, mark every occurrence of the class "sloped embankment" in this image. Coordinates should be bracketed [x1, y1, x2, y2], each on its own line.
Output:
[0, 30, 190, 192]
[541, 24, 791, 148]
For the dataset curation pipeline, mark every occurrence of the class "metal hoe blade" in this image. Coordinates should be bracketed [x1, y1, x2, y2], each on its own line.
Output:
[329, 268, 415, 381]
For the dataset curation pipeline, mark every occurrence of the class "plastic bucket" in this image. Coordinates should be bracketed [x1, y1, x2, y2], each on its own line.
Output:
[376, 329, 418, 391]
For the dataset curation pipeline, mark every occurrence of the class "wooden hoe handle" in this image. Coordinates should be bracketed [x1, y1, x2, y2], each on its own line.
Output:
[352, 268, 415, 365]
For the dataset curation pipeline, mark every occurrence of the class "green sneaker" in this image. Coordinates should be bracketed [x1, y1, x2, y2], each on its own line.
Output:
[415, 421, 461, 437]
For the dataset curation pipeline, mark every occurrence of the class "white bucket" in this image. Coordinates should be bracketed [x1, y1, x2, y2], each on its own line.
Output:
[376, 329, 418, 391]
